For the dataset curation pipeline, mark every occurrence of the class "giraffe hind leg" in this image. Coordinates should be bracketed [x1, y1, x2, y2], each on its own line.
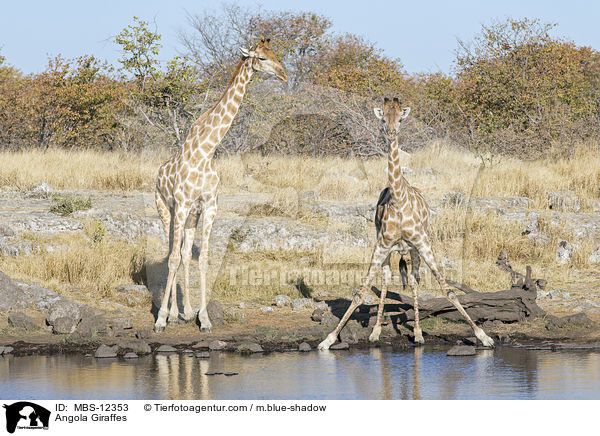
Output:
[197, 196, 217, 332]
[411, 234, 494, 347]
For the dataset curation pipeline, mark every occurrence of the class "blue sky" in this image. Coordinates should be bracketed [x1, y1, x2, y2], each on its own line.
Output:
[1, 0, 598, 74]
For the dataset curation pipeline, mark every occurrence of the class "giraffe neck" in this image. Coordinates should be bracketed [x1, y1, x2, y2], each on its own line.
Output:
[387, 136, 409, 203]
[186, 58, 254, 160]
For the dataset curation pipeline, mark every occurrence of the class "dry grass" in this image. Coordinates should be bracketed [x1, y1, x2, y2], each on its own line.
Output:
[1, 142, 597, 208]
[0, 148, 165, 191]
[0, 227, 147, 302]
[0, 142, 598, 306]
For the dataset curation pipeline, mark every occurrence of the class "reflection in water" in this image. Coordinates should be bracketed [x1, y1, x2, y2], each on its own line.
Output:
[1, 348, 599, 400]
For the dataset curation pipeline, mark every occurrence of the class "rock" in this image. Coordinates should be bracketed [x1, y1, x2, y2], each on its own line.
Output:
[274, 295, 292, 307]
[546, 313, 593, 330]
[52, 317, 79, 335]
[192, 340, 211, 349]
[447, 345, 476, 356]
[7, 312, 38, 330]
[73, 314, 107, 338]
[0, 239, 35, 256]
[548, 190, 581, 212]
[0, 346, 14, 355]
[135, 329, 152, 340]
[320, 311, 340, 328]
[574, 300, 600, 313]
[314, 301, 328, 311]
[589, 246, 600, 264]
[114, 284, 150, 307]
[47, 300, 81, 326]
[95, 345, 118, 358]
[120, 340, 151, 355]
[556, 240, 579, 264]
[195, 351, 210, 359]
[0, 224, 16, 237]
[123, 352, 139, 359]
[110, 317, 133, 330]
[311, 307, 326, 322]
[209, 340, 227, 351]
[155, 345, 177, 353]
[12, 280, 61, 311]
[260, 306, 274, 313]
[239, 302, 248, 309]
[206, 300, 224, 327]
[298, 342, 312, 352]
[224, 307, 245, 321]
[526, 232, 550, 246]
[330, 342, 349, 350]
[0, 271, 25, 312]
[29, 182, 52, 198]
[236, 342, 263, 353]
[340, 320, 369, 344]
[291, 298, 313, 311]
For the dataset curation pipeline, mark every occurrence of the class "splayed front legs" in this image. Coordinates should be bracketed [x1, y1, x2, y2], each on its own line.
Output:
[320, 243, 392, 350]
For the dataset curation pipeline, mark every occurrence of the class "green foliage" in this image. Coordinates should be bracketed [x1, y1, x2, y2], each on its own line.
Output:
[448, 18, 600, 157]
[115, 16, 162, 90]
[50, 195, 92, 216]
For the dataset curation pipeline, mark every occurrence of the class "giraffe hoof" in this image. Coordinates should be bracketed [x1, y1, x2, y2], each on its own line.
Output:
[154, 324, 165, 333]
[480, 335, 494, 348]
[414, 329, 425, 345]
[183, 311, 195, 322]
[200, 326, 212, 333]
[318, 334, 336, 351]
[369, 326, 382, 342]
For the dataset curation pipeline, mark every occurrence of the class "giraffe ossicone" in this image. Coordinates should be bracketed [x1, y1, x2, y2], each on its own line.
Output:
[153, 39, 287, 333]
[318, 97, 494, 350]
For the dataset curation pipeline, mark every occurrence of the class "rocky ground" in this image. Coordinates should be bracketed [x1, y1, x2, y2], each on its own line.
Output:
[0, 182, 599, 357]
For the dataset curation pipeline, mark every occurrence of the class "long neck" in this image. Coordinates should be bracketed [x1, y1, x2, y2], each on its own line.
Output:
[186, 58, 254, 160]
[387, 135, 409, 203]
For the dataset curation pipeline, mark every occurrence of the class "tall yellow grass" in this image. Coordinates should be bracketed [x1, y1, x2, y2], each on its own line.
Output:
[1, 143, 597, 209]
[0, 142, 597, 303]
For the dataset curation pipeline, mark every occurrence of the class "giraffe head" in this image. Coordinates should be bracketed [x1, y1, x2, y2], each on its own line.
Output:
[373, 97, 411, 138]
[239, 38, 288, 82]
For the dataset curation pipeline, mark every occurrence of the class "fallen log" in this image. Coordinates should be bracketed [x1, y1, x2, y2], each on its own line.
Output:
[381, 251, 546, 323]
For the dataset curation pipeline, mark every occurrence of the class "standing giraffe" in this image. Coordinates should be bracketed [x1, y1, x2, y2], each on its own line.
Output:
[318, 97, 494, 350]
[154, 39, 287, 332]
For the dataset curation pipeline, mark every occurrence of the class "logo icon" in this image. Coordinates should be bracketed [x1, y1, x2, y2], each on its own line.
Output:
[3, 402, 50, 434]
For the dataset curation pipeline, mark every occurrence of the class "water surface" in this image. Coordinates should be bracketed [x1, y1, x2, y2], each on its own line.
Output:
[1, 347, 599, 400]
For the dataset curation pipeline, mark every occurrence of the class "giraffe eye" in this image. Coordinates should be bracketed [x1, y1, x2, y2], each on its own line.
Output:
[258, 57, 267, 61]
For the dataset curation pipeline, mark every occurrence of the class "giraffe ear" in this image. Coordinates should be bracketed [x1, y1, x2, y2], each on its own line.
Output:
[400, 107, 411, 119]
[373, 108, 384, 120]
[239, 47, 253, 58]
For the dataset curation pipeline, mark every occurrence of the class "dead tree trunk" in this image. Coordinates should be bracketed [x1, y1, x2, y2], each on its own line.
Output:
[391, 250, 546, 323]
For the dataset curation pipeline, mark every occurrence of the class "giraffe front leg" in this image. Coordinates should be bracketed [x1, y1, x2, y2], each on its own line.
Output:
[181, 212, 199, 322]
[319, 242, 391, 350]
[197, 198, 217, 332]
[413, 235, 493, 348]
[409, 273, 424, 345]
[369, 255, 391, 343]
